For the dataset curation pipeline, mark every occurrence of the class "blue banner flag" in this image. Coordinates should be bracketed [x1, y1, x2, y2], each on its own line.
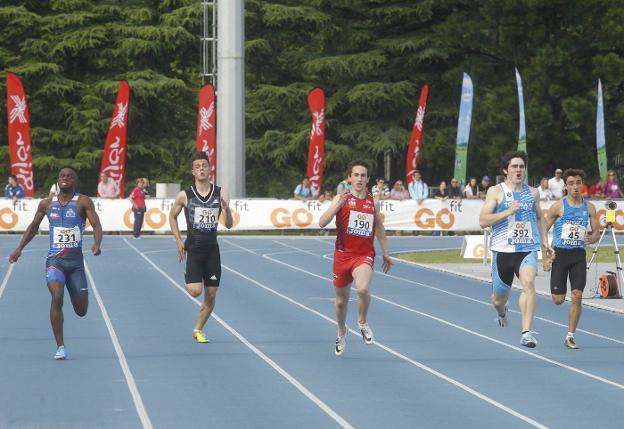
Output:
[515, 67, 528, 183]
[453, 73, 473, 185]
[597, 79, 607, 180]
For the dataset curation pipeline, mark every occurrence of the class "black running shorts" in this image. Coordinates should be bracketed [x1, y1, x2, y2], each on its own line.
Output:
[185, 244, 221, 287]
[550, 247, 586, 295]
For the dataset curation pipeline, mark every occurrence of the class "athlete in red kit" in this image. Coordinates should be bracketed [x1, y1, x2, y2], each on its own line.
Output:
[319, 159, 392, 356]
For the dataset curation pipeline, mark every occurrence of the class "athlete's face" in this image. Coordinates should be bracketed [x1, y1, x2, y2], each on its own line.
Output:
[192, 159, 210, 181]
[58, 168, 77, 191]
[566, 175, 583, 199]
[348, 165, 369, 192]
[504, 157, 525, 184]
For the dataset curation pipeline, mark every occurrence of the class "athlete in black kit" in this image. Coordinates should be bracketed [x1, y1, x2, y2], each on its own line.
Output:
[169, 151, 234, 343]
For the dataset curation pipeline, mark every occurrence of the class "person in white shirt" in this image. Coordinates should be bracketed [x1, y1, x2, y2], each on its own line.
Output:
[463, 177, 480, 199]
[371, 177, 390, 200]
[408, 170, 428, 204]
[97, 172, 120, 198]
[538, 177, 552, 201]
[548, 168, 565, 199]
[48, 182, 59, 198]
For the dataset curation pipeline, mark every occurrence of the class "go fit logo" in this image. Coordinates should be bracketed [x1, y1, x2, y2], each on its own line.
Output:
[271, 208, 314, 228]
[0, 207, 19, 229]
[414, 207, 455, 229]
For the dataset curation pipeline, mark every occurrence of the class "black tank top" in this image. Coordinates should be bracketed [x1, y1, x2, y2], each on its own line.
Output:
[184, 184, 221, 250]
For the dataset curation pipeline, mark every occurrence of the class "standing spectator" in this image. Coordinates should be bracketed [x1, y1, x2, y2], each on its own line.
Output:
[48, 182, 59, 198]
[4, 175, 25, 201]
[548, 168, 565, 199]
[589, 179, 604, 198]
[603, 170, 624, 198]
[293, 177, 315, 201]
[433, 180, 449, 200]
[463, 177, 479, 199]
[97, 172, 120, 198]
[408, 170, 428, 204]
[129, 178, 148, 238]
[389, 180, 409, 200]
[478, 176, 491, 199]
[371, 177, 390, 200]
[538, 177, 552, 201]
[448, 178, 463, 199]
[336, 175, 351, 194]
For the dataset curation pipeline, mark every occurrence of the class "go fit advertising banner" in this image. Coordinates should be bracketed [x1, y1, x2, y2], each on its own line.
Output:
[1, 199, 624, 232]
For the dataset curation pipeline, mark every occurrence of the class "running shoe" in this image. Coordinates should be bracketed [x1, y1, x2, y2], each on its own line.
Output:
[359, 322, 374, 345]
[497, 305, 508, 328]
[54, 345, 66, 360]
[564, 336, 578, 349]
[334, 335, 346, 356]
[193, 330, 209, 343]
[521, 332, 537, 348]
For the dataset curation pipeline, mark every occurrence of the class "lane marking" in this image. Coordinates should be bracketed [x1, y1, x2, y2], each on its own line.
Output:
[84, 261, 153, 429]
[123, 238, 353, 429]
[0, 264, 15, 301]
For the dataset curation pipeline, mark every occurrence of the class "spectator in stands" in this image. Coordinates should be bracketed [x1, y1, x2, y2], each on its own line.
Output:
[548, 168, 565, 199]
[129, 178, 148, 239]
[4, 175, 25, 201]
[371, 177, 390, 200]
[97, 172, 120, 198]
[433, 180, 449, 200]
[336, 175, 351, 194]
[589, 179, 604, 198]
[463, 177, 479, 199]
[581, 181, 590, 198]
[448, 178, 463, 199]
[293, 177, 314, 201]
[478, 176, 490, 199]
[389, 180, 409, 200]
[603, 169, 624, 199]
[408, 170, 428, 204]
[538, 177, 552, 201]
[318, 188, 334, 203]
[48, 182, 59, 198]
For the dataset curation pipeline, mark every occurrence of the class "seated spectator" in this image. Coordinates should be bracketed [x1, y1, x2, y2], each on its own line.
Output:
[603, 170, 624, 198]
[478, 176, 490, 199]
[371, 177, 390, 200]
[433, 180, 449, 200]
[589, 179, 604, 198]
[538, 177, 552, 201]
[448, 178, 463, 199]
[408, 170, 428, 204]
[389, 180, 409, 200]
[463, 177, 479, 199]
[318, 188, 334, 202]
[4, 175, 25, 201]
[97, 172, 120, 198]
[294, 177, 314, 201]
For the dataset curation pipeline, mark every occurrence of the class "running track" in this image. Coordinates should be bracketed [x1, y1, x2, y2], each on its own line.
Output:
[0, 235, 622, 428]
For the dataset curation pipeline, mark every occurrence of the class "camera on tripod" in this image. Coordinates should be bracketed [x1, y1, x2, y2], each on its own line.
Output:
[605, 200, 617, 224]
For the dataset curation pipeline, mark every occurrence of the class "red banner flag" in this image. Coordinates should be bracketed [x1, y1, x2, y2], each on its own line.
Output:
[306, 87, 325, 197]
[100, 81, 130, 197]
[406, 84, 429, 185]
[196, 84, 216, 183]
[6, 72, 35, 197]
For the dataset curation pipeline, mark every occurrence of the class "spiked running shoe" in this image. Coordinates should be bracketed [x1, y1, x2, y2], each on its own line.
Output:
[193, 330, 209, 343]
[334, 335, 346, 356]
[54, 345, 67, 360]
[359, 323, 374, 344]
[497, 305, 508, 328]
[521, 332, 537, 348]
[565, 336, 579, 349]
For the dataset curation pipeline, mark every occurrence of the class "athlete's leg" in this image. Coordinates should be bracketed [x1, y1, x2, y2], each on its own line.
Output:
[48, 281, 65, 347]
[335, 285, 351, 337]
[518, 266, 537, 333]
[66, 265, 88, 317]
[567, 255, 587, 334]
[352, 263, 373, 325]
[491, 252, 512, 322]
[195, 286, 217, 331]
[185, 282, 203, 297]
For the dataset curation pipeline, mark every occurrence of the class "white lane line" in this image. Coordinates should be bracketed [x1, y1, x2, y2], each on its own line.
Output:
[84, 262, 153, 429]
[123, 238, 353, 429]
[220, 240, 547, 428]
[279, 241, 624, 346]
[0, 264, 15, 301]
[250, 241, 624, 391]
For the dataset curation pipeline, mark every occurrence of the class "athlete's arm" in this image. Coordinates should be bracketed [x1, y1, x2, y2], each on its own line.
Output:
[543, 200, 562, 232]
[586, 202, 600, 245]
[169, 191, 187, 262]
[82, 196, 102, 256]
[374, 204, 393, 273]
[533, 187, 552, 255]
[479, 186, 518, 228]
[319, 193, 348, 228]
[220, 188, 234, 229]
[9, 199, 50, 263]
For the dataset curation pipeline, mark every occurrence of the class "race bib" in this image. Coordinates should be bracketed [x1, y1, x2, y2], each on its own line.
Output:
[561, 223, 586, 245]
[347, 211, 374, 237]
[193, 207, 219, 230]
[53, 226, 81, 248]
[507, 221, 534, 245]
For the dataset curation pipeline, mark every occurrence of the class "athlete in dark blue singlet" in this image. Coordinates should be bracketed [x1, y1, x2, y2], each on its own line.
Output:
[9, 167, 103, 360]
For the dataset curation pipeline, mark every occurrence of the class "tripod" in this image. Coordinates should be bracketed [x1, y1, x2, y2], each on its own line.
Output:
[586, 222, 623, 298]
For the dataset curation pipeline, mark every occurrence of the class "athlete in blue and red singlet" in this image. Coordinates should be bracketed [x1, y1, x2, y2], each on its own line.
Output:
[320, 159, 392, 356]
[9, 167, 102, 360]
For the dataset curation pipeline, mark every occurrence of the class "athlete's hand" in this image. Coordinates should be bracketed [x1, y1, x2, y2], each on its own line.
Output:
[220, 196, 231, 212]
[176, 239, 185, 262]
[336, 191, 349, 208]
[91, 243, 101, 256]
[8, 249, 21, 263]
[381, 254, 393, 273]
[506, 200, 520, 216]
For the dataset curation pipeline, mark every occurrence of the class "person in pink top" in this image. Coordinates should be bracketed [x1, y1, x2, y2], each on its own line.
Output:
[602, 170, 624, 199]
[97, 172, 120, 198]
[129, 178, 148, 238]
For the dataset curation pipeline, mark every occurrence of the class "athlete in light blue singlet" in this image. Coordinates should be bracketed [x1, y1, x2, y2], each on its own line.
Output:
[9, 167, 103, 360]
[545, 169, 599, 349]
[479, 151, 551, 348]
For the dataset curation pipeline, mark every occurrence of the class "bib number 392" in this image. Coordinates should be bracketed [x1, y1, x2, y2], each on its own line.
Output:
[507, 221, 533, 245]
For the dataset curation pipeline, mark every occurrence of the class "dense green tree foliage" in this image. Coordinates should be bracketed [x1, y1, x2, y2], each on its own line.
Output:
[2, 0, 624, 197]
